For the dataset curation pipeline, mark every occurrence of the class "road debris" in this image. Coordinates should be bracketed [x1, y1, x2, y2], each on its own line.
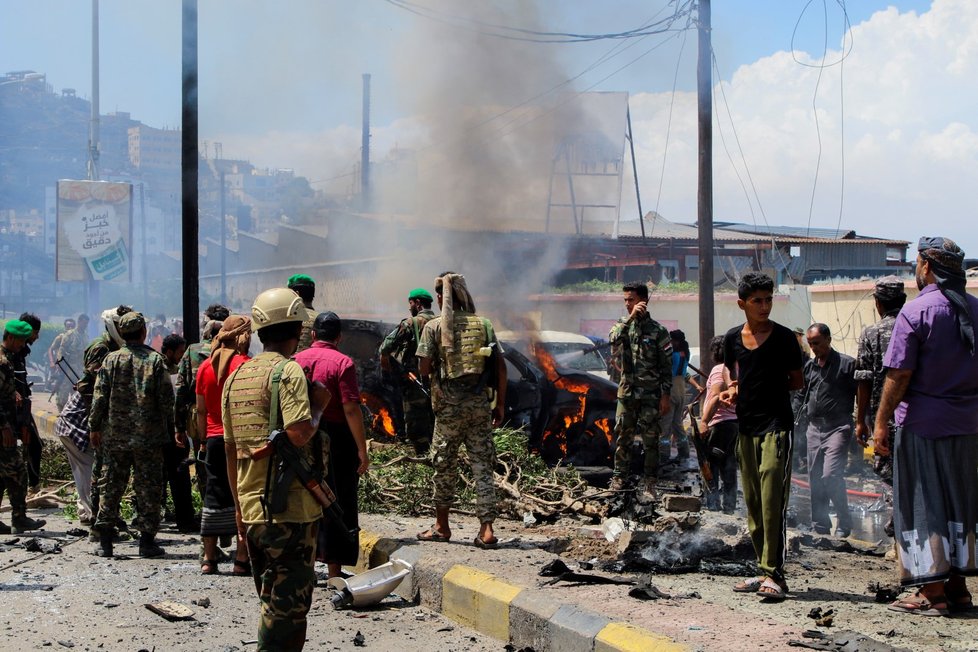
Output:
[539, 558, 634, 586]
[23, 537, 62, 554]
[787, 629, 910, 651]
[361, 430, 601, 520]
[191, 596, 211, 608]
[144, 601, 195, 621]
[867, 581, 900, 603]
[807, 606, 835, 627]
[353, 631, 366, 647]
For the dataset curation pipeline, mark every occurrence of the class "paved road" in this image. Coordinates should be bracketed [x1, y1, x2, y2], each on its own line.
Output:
[0, 512, 500, 651]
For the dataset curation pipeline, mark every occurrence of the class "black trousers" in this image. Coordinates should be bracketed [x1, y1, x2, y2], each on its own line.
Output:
[161, 438, 195, 526]
[26, 417, 42, 488]
[317, 419, 360, 566]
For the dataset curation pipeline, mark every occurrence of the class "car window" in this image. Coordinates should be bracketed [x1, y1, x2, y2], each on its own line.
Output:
[542, 342, 606, 372]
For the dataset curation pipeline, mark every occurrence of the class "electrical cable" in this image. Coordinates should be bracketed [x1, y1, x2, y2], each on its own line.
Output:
[383, 0, 693, 44]
[648, 25, 690, 240]
[790, 0, 854, 68]
[711, 50, 792, 276]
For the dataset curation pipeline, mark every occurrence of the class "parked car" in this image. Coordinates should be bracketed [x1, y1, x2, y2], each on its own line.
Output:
[337, 319, 618, 467]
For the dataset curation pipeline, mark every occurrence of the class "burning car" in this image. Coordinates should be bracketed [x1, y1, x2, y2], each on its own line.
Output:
[336, 319, 618, 467]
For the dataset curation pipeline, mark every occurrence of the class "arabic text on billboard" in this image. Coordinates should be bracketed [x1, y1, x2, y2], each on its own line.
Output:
[56, 180, 132, 282]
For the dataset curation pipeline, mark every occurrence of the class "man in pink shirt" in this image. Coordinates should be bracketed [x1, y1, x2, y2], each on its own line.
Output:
[294, 311, 369, 579]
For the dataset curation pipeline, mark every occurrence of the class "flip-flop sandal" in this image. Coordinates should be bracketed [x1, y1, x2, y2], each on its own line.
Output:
[200, 559, 218, 575]
[732, 577, 764, 593]
[756, 577, 788, 601]
[416, 527, 451, 542]
[887, 593, 949, 617]
[473, 536, 498, 549]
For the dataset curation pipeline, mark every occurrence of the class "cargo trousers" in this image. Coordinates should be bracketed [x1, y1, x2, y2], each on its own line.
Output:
[737, 429, 793, 582]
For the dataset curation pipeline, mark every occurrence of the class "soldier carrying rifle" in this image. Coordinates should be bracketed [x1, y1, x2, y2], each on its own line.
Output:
[379, 287, 437, 454]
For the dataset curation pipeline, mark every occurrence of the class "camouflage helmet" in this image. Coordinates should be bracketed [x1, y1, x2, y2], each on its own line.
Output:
[251, 288, 305, 331]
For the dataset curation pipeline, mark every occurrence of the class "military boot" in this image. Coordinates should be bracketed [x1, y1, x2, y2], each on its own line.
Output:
[94, 529, 113, 557]
[138, 533, 165, 558]
[0, 520, 10, 535]
[11, 515, 46, 534]
[608, 476, 627, 492]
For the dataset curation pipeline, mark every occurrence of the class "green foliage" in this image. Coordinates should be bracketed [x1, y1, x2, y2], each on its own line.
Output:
[547, 279, 621, 294]
[359, 427, 581, 517]
[40, 441, 72, 482]
[548, 279, 701, 295]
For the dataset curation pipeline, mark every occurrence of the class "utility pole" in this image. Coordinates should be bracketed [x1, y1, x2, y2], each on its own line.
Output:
[87, 0, 100, 336]
[220, 168, 226, 305]
[697, 0, 715, 366]
[140, 183, 148, 311]
[361, 73, 371, 211]
[182, 0, 200, 343]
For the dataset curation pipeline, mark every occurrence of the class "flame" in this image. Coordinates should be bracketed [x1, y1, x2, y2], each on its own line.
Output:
[360, 393, 397, 437]
[594, 417, 612, 444]
[535, 345, 592, 457]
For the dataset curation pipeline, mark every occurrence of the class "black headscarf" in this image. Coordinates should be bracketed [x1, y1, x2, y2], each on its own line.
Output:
[918, 236, 974, 355]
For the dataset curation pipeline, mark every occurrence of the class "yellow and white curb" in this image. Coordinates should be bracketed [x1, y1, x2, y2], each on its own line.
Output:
[354, 529, 688, 652]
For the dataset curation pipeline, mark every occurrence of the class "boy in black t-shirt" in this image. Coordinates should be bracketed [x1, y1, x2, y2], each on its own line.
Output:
[720, 272, 804, 600]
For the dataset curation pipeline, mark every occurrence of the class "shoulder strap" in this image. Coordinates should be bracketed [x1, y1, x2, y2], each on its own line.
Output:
[412, 317, 421, 347]
[267, 358, 291, 432]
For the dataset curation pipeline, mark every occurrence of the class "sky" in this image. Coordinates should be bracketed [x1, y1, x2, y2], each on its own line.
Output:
[4, 0, 974, 253]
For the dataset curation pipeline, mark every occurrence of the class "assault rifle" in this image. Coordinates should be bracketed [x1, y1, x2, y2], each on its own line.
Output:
[388, 355, 429, 398]
[253, 429, 359, 543]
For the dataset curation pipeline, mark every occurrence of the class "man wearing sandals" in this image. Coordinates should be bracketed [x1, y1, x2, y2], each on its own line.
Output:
[415, 272, 506, 549]
[874, 237, 978, 617]
[720, 272, 804, 601]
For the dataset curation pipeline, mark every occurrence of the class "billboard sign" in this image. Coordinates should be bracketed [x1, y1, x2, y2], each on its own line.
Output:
[56, 180, 132, 282]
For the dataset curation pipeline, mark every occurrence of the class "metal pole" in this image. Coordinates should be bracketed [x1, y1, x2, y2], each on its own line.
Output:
[697, 0, 715, 365]
[140, 182, 148, 311]
[626, 105, 645, 242]
[182, 0, 200, 343]
[220, 168, 226, 305]
[87, 0, 101, 336]
[361, 73, 371, 211]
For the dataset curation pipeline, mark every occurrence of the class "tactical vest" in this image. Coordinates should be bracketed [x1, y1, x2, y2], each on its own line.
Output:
[442, 314, 488, 380]
[225, 354, 280, 457]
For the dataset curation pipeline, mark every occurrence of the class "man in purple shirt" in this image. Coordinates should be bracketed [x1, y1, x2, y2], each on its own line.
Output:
[294, 311, 369, 579]
[875, 236, 978, 617]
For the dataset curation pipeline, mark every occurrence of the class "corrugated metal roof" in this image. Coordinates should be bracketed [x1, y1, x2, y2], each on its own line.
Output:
[713, 222, 909, 245]
[616, 216, 909, 246]
[616, 215, 771, 242]
[715, 222, 854, 239]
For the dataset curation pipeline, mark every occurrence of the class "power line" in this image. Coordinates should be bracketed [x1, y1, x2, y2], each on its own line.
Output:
[649, 26, 690, 239]
[710, 49, 792, 276]
[382, 0, 693, 44]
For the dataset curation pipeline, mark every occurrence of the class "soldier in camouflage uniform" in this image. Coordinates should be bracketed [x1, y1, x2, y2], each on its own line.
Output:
[175, 305, 228, 494]
[855, 277, 907, 492]
[0, 320, 47, 534]
[379, 287, 437, 454]
[223, 288, 331, 651]
[47, 319, 73, 410]
[416, 272, 506, 548]
[78, 306, 132, 521]
[288, 274, 317, 354]
[608, 282, 673, 495]
[89, 312, 174, 558]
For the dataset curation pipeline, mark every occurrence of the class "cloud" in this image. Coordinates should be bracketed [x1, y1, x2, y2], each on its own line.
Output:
[215, 0, 978, 253]
[625, 0, 978, 251]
